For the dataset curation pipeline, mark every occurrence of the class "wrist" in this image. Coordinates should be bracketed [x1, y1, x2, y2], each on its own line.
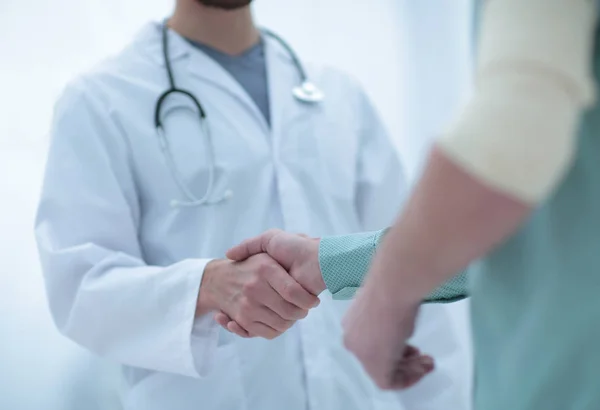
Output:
[196, 259, 230, 317]
[305, 238, 326, 294]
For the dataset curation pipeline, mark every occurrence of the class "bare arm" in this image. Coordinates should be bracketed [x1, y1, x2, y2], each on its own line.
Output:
[368, 146, 529, 306]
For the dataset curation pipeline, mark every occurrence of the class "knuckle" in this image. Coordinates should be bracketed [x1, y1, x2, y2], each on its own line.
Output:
[283, 305, 304, 320]
[281, 283, 298, 300]
[239, 298, 255, 314]
[243, 278, 261, 295]
[236, 312, 249, 325]
[256, 262, 272, 277]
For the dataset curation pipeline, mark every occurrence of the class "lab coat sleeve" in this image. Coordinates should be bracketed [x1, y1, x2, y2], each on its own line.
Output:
[319, 230, 469, 302]
[34, 81, 219, 378]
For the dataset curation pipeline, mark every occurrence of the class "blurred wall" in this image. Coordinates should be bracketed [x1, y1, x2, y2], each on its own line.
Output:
[0, 1, 473, 409]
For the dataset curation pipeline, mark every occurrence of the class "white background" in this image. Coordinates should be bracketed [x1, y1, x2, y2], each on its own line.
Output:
[0, 1, 474, 408]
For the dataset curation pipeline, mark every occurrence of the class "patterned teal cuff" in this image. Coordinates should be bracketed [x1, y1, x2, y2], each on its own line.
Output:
[424, 270, 469, 303]
[318, 229, 388, 300]
[318, 228, 469, 303]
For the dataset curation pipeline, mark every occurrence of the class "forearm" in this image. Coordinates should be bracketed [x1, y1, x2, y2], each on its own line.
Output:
[368, 147, 530, 306]
[39, 244, 217, 377]
[365, 0, 596, 304]
[318, 228, 469, 302]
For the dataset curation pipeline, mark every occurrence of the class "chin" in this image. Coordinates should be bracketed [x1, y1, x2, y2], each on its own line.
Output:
[195, 0, 253, 10]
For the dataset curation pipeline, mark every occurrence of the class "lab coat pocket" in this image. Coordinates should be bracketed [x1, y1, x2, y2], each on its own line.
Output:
[284, 110, 359, 201]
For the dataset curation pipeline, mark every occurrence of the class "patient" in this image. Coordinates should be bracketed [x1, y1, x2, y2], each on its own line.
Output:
[220, 2, 600, 410]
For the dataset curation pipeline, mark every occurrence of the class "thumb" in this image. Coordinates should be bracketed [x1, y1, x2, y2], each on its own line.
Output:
[226, 229, 281, 261]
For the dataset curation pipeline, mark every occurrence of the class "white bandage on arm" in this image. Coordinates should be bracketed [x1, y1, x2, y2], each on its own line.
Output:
[438, 0, 597, 204]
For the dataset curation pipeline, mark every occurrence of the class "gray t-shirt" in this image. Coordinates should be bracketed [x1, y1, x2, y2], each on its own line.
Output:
[186, 38, 271, 126]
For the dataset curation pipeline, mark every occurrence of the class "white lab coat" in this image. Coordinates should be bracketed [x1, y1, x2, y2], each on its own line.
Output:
[35, 22, 468, 410]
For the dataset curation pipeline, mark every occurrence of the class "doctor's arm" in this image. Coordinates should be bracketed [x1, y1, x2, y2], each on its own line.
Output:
[35, 82, 316, 377]
[34, 82, 217, 377]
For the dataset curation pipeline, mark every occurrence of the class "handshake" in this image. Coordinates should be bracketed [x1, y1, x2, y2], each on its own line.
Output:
[199, 228, 436, 390]
[197, 230, 325, 339]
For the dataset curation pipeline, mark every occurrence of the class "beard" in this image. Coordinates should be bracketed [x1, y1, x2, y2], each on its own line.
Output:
[195, 0, 253, 10]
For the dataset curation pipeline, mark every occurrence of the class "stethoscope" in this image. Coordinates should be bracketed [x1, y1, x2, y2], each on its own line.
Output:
[154, 23, 325, 208]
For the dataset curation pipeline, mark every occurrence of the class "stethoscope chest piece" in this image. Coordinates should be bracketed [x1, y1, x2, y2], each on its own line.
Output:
[293, 81, 325, 103]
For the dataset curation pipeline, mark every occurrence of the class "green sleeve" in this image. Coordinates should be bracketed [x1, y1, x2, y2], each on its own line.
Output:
[318, 228, 469, 302]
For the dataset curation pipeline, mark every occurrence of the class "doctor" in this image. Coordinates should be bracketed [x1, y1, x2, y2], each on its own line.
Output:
[35, 0, 468, 409]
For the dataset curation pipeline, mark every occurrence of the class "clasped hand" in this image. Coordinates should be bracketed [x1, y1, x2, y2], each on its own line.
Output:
[199, 230, 324, 339]
[215, 230, 434, 390]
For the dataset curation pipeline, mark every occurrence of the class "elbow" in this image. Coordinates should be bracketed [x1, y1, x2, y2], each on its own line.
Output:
[437, 69, 581, 205]
[442, 0, 596, 205]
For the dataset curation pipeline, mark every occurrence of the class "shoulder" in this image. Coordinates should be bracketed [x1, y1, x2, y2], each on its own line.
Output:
[305, 63, 367, 100]
[301, 62, 380, 125]
[49, 53, 138, 150]
[304, 62, 383, 125]
[51, 44, 143, 132]
[56, 25, 158, 113]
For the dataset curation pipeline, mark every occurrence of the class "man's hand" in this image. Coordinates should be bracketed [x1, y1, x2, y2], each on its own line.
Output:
[198, 254, 320, 339]
[227, 229, 325, 295]
[342, 285, 434, 390]
[214, 230, 326, 337]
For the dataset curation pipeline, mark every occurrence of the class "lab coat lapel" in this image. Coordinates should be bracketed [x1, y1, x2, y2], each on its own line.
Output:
[264, 36, 321, 234]
[265, 37, 300, 143]
[141, 22, 269, 132]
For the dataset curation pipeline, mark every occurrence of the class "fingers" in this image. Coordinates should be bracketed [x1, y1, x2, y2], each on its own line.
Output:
[391, 353, 435, 390]
[215, 311, 274, 340]
[214, 311, 230, 328]
[218, 314, 289, 340]
[214, 312, 251, 337]
[261, 290, 310, 320]
[226, 229, 281, 261]
[213, 252, 319, 341]
[256, 306, 295, 332]
[240, 259, 315, 318]
[227, 321, 252, 338]
[403, 345, 421, 358]
[267, 269, 320, 310]
[221, 294, 297, 339]
[237, 303, 294, 336]
[241, 321, 281, 340]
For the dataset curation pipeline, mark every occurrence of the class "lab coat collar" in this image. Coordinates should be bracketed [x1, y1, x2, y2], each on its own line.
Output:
[134, 21, 294, 67]
[134, 21, 296, 132]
